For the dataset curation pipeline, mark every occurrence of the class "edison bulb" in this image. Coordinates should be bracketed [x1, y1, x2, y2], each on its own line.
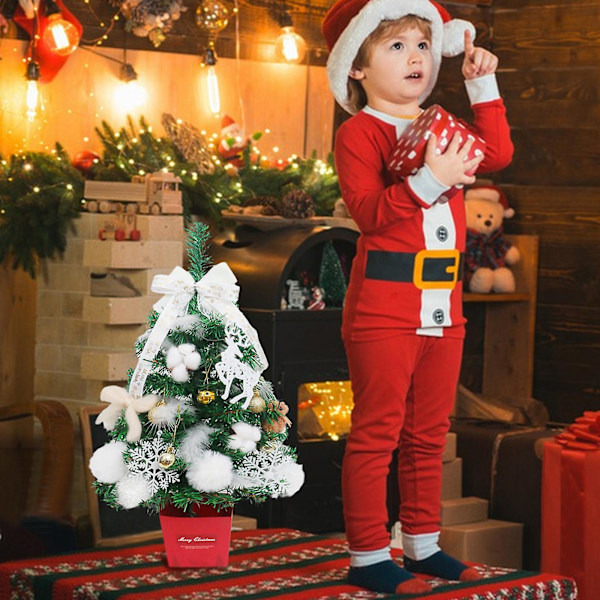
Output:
[114, 80, 148, 112]
[43, 14, 80, 56]
[274, 26, 306, 64]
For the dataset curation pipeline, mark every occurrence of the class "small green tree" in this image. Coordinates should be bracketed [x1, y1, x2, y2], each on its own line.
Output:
[89, 223, 304, 513]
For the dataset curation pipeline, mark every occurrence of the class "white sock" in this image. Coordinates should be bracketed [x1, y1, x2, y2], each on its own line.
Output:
[401, 531, 441, 561]
[349, 545, 392, 568]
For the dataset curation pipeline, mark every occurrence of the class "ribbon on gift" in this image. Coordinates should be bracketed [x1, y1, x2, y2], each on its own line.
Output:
[128, 262, 268, 400]
[96, 385, 158, 442]
[554, 410, 600, 451]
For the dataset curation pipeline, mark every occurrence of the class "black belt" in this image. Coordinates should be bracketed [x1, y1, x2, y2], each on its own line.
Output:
[365, 249, 464, 289]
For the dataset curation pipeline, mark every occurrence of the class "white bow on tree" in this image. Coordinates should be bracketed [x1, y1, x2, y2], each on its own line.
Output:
[128, 262, 268, 400]
[96, 385, 158, 442]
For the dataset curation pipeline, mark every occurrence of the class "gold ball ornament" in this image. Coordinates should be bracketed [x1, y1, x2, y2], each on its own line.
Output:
[197, 390, 216, 404]
[248, 392, 266, 413]
[159, 448, 176, 469]
[195, 0, 229, 32]
[261, 439, 280, 453]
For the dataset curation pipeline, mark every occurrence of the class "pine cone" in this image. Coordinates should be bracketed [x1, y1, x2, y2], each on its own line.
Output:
[279, 189, 315, 219]
[243, 196, 278, 208]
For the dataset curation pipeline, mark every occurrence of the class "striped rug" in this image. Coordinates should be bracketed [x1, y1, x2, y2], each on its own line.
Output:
[0, 529, 577, 600]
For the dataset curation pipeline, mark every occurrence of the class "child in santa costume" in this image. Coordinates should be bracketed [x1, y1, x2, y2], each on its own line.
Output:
[322, 0, 513, 594]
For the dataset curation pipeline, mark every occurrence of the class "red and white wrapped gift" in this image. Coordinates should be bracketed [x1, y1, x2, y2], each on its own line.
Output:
[387, 104, 486, 201]
[542, 411, 600, 600]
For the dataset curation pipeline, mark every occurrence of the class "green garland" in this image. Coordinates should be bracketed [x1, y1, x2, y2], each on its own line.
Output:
[0, 144, 84, 278]
[0, 116, 341, 278]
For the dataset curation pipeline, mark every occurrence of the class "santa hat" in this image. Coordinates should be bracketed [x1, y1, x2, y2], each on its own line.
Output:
[466, 185, 515, 219]
[221, 115, 236, 130]
[322, 0, 475, 113]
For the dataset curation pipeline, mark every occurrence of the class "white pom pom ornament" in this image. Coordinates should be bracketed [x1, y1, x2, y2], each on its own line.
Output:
[89, 440, 128, 483]
[166, 344, 201, 383]
[187, 451, 233, 492]
[116, 475, 152, 509]
[228, 421, 261, 454]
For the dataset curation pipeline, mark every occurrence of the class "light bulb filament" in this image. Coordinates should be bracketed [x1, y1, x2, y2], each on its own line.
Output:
[207, 66, 220, 115]
[282, 34, 299, 62]
[26, 80, 39, 121]
[50, 22, 70, 50]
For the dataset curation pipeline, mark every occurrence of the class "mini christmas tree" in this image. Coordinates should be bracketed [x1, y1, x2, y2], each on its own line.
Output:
[318, 241, 347, 307]
[89, 223, 304, 513]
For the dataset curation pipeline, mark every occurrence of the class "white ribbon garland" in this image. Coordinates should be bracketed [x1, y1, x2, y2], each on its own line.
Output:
[128, 262, 268, 401]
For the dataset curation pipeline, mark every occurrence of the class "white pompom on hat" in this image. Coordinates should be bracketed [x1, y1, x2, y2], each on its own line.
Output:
[322, 0, 476, 113]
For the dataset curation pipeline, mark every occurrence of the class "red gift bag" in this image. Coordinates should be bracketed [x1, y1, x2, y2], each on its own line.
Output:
[541, 411, 600, 600]
[160, 503, 233, 568]
[387, 104, 486, 202]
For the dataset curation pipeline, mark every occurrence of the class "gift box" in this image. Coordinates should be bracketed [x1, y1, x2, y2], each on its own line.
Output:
[160, 503, 233, 567]
[541, 411, 600, 600]
[387, 104, 486, 202]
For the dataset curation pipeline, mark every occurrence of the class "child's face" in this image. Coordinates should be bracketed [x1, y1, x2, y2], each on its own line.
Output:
[351, 25, 433, 114]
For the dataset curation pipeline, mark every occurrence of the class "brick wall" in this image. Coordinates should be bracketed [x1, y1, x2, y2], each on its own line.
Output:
[34, 212, 184, 518]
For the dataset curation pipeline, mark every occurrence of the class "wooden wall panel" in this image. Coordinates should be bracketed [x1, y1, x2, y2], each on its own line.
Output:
[496, 129, 600, 186]
[0, 40, 334, 160]
[497, 68, 600, 130]
[493, 4, 600, 68]
[494, 1, 600, 422]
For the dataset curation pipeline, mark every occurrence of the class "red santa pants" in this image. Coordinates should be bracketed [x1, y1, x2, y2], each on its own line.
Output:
[342, 333, 463, 551]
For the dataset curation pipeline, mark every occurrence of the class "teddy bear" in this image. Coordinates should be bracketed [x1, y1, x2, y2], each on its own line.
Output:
[261, 401, 292, 434]
[464, 185, 521, 293]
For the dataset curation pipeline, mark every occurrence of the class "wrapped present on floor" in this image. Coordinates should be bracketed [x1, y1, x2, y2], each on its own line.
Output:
[387, 104, 486, 202]
[542, 410, 600, 600]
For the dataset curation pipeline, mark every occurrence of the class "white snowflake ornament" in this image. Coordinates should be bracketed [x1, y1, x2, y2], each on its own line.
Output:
[233, 446, 305, 498]
[228, 422, 261, 454]
[166, 343, 201, 383]
[127, 435, 181, 495]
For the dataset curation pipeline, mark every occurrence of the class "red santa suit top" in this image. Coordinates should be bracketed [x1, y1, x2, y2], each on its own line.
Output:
[335, 75, 513, 342]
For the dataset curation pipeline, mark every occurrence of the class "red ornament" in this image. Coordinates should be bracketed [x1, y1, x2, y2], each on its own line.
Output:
[72, 150, 100, 173]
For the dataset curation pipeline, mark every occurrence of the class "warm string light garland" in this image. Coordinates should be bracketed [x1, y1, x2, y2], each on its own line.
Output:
[80, 0, 121, 46]
[0, 152, 80, 217]
[298, 381, 354, 441]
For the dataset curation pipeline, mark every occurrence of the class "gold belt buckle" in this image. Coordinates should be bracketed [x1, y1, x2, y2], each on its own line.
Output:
[413, 249, 460, 290]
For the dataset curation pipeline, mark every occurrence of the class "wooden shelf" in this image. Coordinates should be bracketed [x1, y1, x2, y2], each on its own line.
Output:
[464, 293, 530, 303]
[463, 234, 539, 399]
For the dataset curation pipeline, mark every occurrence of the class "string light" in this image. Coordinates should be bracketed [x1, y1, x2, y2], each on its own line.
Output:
[43, 0, 80, 56]
[298, 381, 354, 440]
[201, 43, 221, 115]
[196, 0, 230, 116]
[114, 62, 147, 112]
[272, 5, 306, 64]
[25, 61, 41, 121]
